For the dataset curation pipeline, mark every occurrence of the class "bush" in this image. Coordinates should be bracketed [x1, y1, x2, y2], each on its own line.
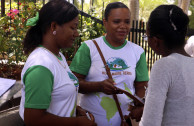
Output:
[0, 1, 105, 63]
[0, 1, 42, 64]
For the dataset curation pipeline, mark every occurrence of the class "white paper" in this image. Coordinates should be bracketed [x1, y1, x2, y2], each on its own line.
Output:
[0, 77, 16, 97]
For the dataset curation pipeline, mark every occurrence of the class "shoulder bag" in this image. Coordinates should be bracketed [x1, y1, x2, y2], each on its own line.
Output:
[92, 40, 131, 126]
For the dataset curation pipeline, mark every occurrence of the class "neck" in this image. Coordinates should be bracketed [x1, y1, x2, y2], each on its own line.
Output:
[105, 35, 125, 47]
[172, 47, 190, 57]
[42, 32, 60, 56]
[163, 47, 190, 57]
[42, 44, 60, 56]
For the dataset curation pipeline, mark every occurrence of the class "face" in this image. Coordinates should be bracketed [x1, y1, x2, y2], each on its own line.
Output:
[146, 29, 155, 51]
[146, 29, 167, 56]
[55, 16, 79, 48]
[104, 8, 130, 43]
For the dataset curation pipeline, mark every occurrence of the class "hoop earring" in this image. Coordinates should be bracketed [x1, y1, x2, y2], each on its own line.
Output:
[53, 31, 56, 35]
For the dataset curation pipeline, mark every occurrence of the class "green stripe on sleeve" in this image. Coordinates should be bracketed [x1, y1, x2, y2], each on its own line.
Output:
[70, 42, 91, 75]
[135, 52, 149, 81]
[23, 65, 54, 109]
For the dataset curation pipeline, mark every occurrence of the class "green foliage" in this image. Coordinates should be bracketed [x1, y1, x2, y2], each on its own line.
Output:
[189, 0, 194, 29]
[62, 9, 105, 61]
[0, 1, 42, 64]
[0, 1, 105, 63]
[139, 0, 171, 21]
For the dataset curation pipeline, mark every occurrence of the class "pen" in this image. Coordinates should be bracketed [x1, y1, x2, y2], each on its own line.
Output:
[86, 112, 91, 120]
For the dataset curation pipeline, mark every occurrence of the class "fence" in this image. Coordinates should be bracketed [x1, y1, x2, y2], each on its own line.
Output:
[129, 21, 162, 73]
[0, 0, 161, 73]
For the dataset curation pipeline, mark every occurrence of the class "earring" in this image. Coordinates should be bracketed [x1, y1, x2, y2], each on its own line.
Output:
[53, 31, 56, 35]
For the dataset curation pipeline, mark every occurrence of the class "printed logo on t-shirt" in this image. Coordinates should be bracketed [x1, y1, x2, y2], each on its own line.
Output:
[107, 57, 129, 71]
[102, 57, 132, 76]
[67, 71, 79, 87]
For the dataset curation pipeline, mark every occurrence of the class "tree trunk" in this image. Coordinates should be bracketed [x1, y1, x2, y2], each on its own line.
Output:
[129, 0, 139, 21]
[129, 0, 139, 42]
[178, 0, 191, 15]
[90, 0, 93, 9]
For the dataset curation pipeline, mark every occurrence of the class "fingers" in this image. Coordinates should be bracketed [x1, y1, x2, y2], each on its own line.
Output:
[136, 118, 141, 122]
[101, 79, 123, 95]
[88, 112, 95, 122]
[101, 79, 118, 94]
[103, 86, 122, 95]
[128, 104, 134, 111]
[128, 106, 143, 122]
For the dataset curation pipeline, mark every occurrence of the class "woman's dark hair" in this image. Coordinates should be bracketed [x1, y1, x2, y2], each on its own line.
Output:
[147, 5, 189, 49]
[104, 2, 129, 21]
[23, 0, 79, 54]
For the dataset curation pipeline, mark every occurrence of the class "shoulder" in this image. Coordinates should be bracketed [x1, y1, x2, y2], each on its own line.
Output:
[127, 41, 144, 52]
[84, 36, 104, 47]
[152, 54, 180, 74]
[81, 36, 104, 55]
[24, 48, 56, 71]
[126, 41, 145, 62]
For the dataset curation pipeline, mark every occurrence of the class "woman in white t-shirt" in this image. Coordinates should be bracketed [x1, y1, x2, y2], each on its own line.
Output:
[19, 0, 96, 126]
[70, 2, 149, 126]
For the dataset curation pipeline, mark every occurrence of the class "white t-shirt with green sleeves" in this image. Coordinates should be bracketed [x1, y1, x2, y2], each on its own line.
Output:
[70, 36, 149, 126]
[19, 47, 79, 120]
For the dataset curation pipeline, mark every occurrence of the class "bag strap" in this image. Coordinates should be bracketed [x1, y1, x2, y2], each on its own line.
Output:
[92, 39, 126, 122]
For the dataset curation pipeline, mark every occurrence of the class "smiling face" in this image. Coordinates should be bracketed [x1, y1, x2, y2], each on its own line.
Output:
[104, 8, 131, 44]
[55, 16, 79, 48]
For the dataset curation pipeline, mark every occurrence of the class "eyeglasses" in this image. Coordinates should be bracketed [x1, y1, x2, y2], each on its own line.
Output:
[142, 34, 162, 41]
[142, 34, 149, 41]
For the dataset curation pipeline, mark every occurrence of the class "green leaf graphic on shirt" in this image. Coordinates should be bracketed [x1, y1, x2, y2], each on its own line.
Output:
[70, 101, 76, 117]
[124, 83, 132, 100]
[100, 97, 117, 122]
[95, 93, 100, 98]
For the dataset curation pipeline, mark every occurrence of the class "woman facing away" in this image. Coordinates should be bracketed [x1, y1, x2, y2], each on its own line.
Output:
[19, 0, 96, 126]
[70, 2, 149, 126]
[138, 4, 194, 126]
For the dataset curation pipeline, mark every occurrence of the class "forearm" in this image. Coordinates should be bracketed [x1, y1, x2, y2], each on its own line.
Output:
[134, 81, 148, 98]
[79, 80, 102, 94]
[72, 72, 102, 94]
[72, 72, 117, 94]
[24, 109, 79, 126]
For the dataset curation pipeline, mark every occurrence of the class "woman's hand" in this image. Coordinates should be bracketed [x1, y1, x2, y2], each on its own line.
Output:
[76, 106, 95, 122]
[72, 72, 122, 94]
[129, 105, 144, 122]
[100, 79, 121, 95]
[77, 116, 97, 126]
[24, 108, 96, 126]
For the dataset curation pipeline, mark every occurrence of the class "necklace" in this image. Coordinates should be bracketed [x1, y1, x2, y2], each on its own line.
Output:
[37, 47, 78, 91]
[38, 47, 66, 69]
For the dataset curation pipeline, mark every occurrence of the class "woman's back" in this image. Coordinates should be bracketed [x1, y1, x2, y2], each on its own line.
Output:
[141, 53, 194, 126]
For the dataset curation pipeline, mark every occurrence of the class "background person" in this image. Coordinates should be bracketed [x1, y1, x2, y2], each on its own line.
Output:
[19, 0, 96, 126]
[184, 35, 194, 57]
[138, 4, 194, 126]
[70, 2, 149, 126]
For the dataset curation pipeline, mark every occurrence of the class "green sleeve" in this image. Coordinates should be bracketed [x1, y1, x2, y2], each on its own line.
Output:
[23, 65, 54, 109]
[70, 42, 91, 75]
[135, 52, 149, 81]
